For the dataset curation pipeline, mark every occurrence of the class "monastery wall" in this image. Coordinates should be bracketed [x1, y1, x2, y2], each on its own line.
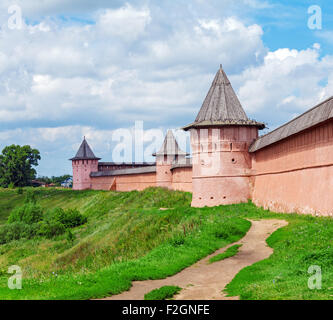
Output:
[171, 167, 192, 192]
[115, 172, 156, 191]
[90, 176, 116, 191]
[252, 119, 333, 216]
[91, 172, 156, 192]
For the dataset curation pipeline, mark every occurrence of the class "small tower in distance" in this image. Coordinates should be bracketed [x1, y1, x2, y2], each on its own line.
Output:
[183, 65, 265, 207]
[70, 137, 101, 190]
[153, 130, 189, 189]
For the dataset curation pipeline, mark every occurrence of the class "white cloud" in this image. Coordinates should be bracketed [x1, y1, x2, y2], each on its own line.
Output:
[0, 11, 268, 132]
[133, 16, 266, 74]
[233, 45, 333, 127]
[96, 4, 151, 40]
[0, 1, 332, 176]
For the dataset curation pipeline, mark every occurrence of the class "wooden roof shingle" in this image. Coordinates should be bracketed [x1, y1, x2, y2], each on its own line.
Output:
[183, 65, 265, 130]
[153, 130, 189, 156]
[70, 138, 101, 160]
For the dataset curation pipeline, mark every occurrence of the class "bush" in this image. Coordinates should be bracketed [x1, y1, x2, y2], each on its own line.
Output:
[38, 220, 66, 239]
[37, 207, 87, 239]
[66, 229, 75, 243]
[8, 182, 15, 189]
[0, 222, 39, 244]
[24, 189, 37, 204]
[46, 207, 87, 228]
[7, 202, 43, 224]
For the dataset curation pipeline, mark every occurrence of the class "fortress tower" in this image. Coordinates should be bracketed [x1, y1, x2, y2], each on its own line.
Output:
[70, 138, 101, 190]
[183, 65, 265, 207]
[153, 130, 189, 189]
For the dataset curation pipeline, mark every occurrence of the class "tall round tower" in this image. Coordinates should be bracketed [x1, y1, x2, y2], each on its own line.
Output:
[70, 137, 101, 190]
[183, 65, 265, 207]
[153, 130, 189, 189]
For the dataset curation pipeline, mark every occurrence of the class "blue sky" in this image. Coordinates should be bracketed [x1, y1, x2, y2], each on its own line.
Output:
[0, 0, 332, 177]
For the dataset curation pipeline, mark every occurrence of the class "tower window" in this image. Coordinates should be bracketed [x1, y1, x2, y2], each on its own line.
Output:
[230, 143, 233, 151]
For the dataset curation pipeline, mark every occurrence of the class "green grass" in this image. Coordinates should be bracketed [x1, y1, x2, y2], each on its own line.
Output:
[0, 187, 250, 299]
[209, 244, 242, 264]
[224, 214, 333, 300]
[2, 187, 333, 300]
[144, 286, 182, 300]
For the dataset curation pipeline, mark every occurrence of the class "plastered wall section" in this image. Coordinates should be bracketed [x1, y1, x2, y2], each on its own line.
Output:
[90, 172, 156, 191]
[252, 120, 333, 216]
[171, 167, 192, 192]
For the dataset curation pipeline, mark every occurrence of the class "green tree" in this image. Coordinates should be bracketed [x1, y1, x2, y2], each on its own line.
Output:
[0, 145, 41, 187]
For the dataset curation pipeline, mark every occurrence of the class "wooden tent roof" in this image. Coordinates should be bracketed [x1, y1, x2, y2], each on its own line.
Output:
[153, 130, 189, 156]
[70, 138, 101, 161]
[183, 65, 265, 130]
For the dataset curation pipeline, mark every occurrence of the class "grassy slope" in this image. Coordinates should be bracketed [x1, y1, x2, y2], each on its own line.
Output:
[2, 188, 333, 300]
[224, 213, 333, 300]
[0, 187, 250, 300]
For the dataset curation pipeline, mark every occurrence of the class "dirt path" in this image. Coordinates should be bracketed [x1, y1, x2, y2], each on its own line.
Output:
[101, 219, 288, 300]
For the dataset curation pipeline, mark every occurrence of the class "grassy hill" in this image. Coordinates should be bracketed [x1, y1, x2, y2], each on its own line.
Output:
[0, 187, 250, 299]
[1, 187, 333, 300]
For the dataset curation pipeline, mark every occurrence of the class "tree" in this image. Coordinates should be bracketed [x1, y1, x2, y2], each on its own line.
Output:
[0, 145, 41, 187]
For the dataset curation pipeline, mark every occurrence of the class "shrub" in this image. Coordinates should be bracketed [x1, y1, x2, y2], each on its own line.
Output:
[8, 182, 15, 189]
[24, 189, 37, 204]
[0, 222, 39, 244]
[66, 229, 75, 243]
[37, 207, 86, 239]
[46, 207, 87, 228]
[7, 202, 43, 224]
[38, 220, 66, 239]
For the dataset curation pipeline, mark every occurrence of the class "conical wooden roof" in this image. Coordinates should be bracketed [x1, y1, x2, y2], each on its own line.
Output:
[183, 65, 265, 130]
[70, 138, 101, 160]
[153, 130, 189, 156]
